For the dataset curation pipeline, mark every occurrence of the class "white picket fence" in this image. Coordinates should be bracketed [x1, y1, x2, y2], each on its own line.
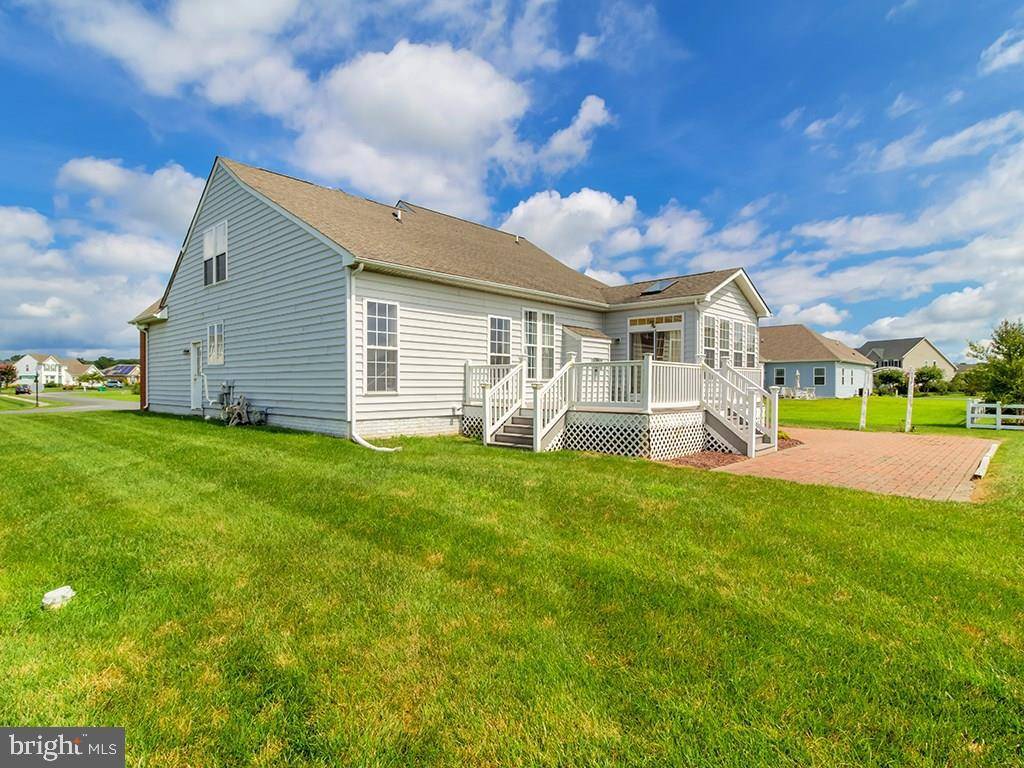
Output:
[966, 400, 1024, 431]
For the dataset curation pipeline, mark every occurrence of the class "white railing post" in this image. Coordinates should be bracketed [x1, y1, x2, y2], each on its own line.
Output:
[770, 386, 780, 447]
[532, 383, 542, 452]
[641, 353, 653, 413]
[904, 368, 915, 433]
[996, 401, 1002, 430]
[747, 388, 757, 457]
[481, 383, 491, 444]
[463, 360, 472, 404]
[966, 398, 973, 429]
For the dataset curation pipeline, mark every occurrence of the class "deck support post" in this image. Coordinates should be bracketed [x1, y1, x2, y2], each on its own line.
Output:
[770, 386, 780, 447]
[532, 383, 543, 453]
[481, 383, 491, 445]
[463, 360, 472, 404]
[747, 388, 757, 458]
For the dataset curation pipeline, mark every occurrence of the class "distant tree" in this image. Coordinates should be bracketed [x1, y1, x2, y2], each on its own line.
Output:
[79, 372, 105, 387]
[874, 368, 906, 395]
[968, 319, 1024, 402]
[951, 367, 985, 395]
[0, 362, 16, 388]
[913, 364, 945, 392]
[93, 356, 117, 371]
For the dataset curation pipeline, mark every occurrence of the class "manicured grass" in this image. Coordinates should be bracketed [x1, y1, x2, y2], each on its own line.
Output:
[0, 395, 61, 410]
[0, 412, 1022, 766]
[74, 388, 140, 402]
[780, 394, 971, 434]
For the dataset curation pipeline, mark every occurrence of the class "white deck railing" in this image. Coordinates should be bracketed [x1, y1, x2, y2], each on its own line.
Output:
[465, 355, 778, 455]
[465, 362, 515, 405]
[650, 361, 702, 408]
[574, 360, 643, 408]
[482, 361, 525, 444]
[532, 357, 576, 451]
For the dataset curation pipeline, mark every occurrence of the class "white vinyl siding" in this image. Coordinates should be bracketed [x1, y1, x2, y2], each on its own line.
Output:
[352, 270, 602, 431]
[146, 163, 349, 436]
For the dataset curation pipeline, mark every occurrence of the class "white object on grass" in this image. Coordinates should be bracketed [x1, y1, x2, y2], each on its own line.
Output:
[41, 585, 75, 610]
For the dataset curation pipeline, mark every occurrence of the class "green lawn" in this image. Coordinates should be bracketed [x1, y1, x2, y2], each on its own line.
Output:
[0, 395, 62, 410]
[0, 410, 1021, 766]
[779, 394, 971, 433]
[75, 388, 140, 402]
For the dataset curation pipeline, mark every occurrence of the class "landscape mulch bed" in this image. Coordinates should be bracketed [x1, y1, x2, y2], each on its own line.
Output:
[665, 436, 803, 470]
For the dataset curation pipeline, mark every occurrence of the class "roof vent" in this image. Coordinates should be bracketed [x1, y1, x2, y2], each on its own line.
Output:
[514, 234, 520, 244]
[640, 278, 678, 295]
[392, 209, 402, 222]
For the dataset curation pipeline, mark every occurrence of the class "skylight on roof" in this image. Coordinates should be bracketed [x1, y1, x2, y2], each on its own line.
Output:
[640, 278, 677, 295]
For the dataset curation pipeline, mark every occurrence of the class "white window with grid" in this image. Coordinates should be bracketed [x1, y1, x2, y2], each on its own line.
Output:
[746, 323, 757, 368]
[733, 322, 745, 367]
[703, 315, 716, 364]
[718, 318, 730, 368]
[489, 316, 511, 366]
[774, 367, 785, 386]
[207, 322, 224, 365]
[203, 221, 228, 286]
[814, 367, 826, 386]
[523, 310, 556, 379]
[365, 300, 398, 393]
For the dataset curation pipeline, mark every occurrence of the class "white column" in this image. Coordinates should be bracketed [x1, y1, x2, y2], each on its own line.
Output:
[904, 368, 915, 432]
[859, 385, 869, 431]
[770, 386, 780, 446]
[463, 360, 472, 404]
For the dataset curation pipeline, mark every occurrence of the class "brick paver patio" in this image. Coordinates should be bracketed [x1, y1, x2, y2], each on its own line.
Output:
[717, 427, 998, 501]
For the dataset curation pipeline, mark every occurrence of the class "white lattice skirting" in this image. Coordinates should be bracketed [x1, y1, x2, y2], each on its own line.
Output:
[562, 410, 735, 460]
[462, 405, 737, 459]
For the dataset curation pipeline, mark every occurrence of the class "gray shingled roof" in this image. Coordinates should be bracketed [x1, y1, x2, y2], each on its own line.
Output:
[856, 337, 925, 362]
[760, 324, 874, 365]
[563, 325, 612, 340]
[223, 159, 613, 304]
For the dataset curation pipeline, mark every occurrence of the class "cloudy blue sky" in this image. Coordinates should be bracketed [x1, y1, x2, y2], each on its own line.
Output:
[2, 0, 1023, 359]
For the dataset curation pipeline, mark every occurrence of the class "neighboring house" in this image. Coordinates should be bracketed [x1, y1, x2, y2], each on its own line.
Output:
[13, 354, 101, 387]
[103, 364, 141, 384]
[131, 157, 778, 460]
[760, 325, 874, 399]
[856, 337, 957, 380]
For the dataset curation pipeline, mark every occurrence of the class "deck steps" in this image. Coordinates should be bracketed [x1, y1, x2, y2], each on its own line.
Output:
[489, 410, 535, 449]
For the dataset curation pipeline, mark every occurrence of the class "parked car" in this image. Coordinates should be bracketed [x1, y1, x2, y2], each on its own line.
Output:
[14, 384, 32, 395]
[104, 380, 124, 388]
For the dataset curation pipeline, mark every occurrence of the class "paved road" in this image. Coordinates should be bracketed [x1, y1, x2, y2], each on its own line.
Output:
[0, 391, 138, 415]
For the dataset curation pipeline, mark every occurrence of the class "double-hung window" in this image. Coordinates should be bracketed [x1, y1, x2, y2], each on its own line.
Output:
[489, 316, 511, 366]
[703, 315, 716, 363]
[207, 322, 224, 365]
[203, 221, 228, 286]
[774, 367, 785, 386]
[523, 310, 556, 379]
[746, 323, 757, 368]
[813, 367, 826, 386]
[718, 318, 731, 368]
[366, 300, 399, 393]
[733, 322, 745, 367]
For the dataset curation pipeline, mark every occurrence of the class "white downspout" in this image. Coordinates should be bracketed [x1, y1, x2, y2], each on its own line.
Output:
[347, 262, 400, 453]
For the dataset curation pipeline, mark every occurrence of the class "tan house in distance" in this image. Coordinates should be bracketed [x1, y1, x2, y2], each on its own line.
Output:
[856, 337, 957, 380]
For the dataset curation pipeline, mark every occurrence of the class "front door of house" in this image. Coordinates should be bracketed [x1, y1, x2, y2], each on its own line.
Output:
[190, 340, 203, 410]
